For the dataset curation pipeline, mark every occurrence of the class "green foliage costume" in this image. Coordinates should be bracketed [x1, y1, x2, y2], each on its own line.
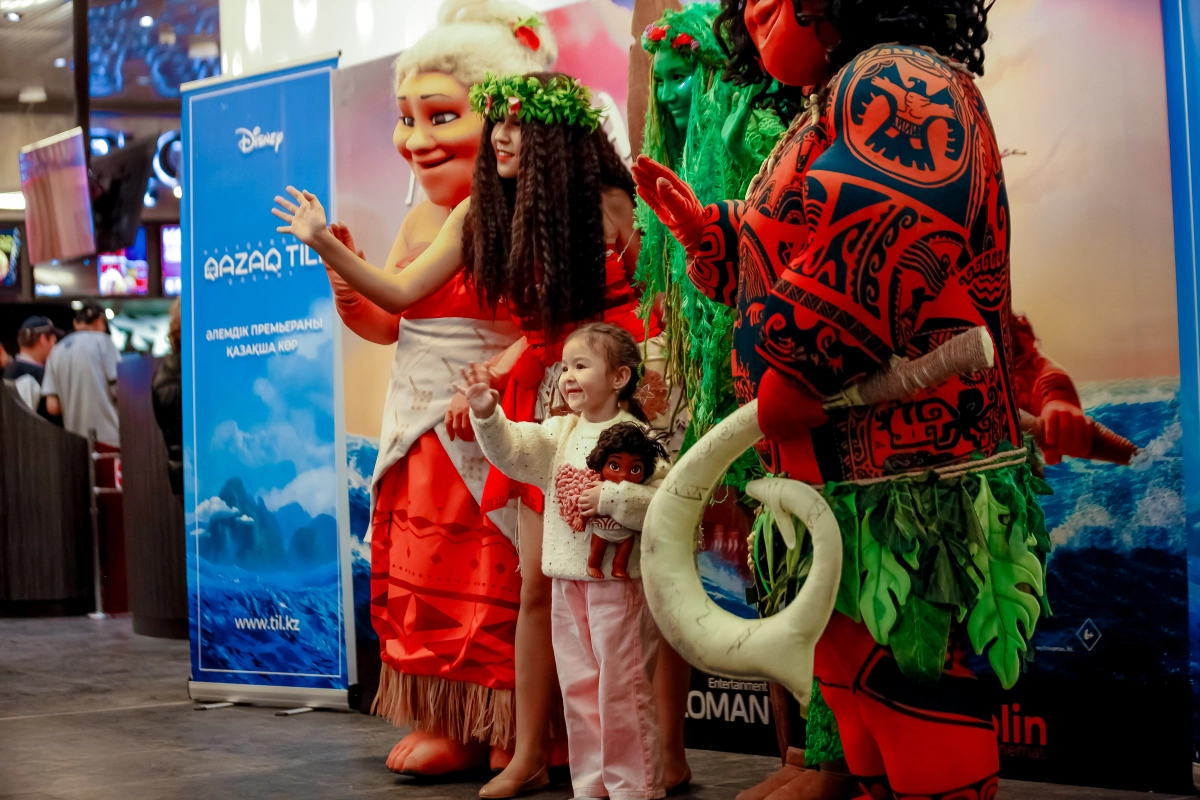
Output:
[634, 3, 784, 489]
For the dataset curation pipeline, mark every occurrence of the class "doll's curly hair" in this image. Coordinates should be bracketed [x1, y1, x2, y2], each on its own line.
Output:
[715, 0, 993, 94]
[586, 422, 670, 483]
[462, 72, 635, 333]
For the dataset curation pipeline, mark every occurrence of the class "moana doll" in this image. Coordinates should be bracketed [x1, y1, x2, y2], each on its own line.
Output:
[581, 421, 671, 579]
[273, 0, 559, 787]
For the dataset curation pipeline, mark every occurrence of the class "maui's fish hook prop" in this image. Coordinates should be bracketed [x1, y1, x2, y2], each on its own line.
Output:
[641, 326, 996, 713]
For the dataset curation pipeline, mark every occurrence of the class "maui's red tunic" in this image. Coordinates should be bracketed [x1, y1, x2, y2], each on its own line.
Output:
[691, 45, 1019, 482]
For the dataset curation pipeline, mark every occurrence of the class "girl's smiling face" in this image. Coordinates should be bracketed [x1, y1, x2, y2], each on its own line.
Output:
[559, 337, 631, 421]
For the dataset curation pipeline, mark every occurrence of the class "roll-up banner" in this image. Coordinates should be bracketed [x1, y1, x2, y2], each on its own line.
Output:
[181, 54, 358, 709]
[1164, 0, 1200, 775]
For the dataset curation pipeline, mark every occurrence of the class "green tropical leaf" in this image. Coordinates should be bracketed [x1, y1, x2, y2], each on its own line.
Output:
[889, 595, 952, 684]
[967, 476, 1045, 689]
[858, 514, 911, 645]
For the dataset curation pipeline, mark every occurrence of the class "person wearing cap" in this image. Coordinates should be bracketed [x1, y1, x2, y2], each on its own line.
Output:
[43, 300, 120, 447]
[4, 315, 63, 420]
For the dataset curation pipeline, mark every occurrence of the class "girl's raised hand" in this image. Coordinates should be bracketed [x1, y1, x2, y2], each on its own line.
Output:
[452, 362, 500, 419]
[272, 186, 327, 246]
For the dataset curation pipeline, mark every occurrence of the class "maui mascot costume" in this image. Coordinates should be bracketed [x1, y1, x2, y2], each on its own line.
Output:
[637, 2, 1055, 798]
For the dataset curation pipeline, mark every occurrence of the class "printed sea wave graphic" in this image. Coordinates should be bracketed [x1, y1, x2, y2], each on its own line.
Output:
[188, 475, 346, 687]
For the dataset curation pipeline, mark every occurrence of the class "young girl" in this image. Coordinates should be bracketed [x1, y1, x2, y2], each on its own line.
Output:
[458, 322, 667, 800]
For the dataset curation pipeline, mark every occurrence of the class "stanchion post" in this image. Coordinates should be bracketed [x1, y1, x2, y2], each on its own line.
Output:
[87, 428, 123, 620]
[87, 428, 106, 619]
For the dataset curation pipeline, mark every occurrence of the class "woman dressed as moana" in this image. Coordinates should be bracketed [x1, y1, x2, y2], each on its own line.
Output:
[275, 0, 560, 791]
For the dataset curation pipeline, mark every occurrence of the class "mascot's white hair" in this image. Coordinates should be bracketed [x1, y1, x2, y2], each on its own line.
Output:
[394, 0, 558, 93]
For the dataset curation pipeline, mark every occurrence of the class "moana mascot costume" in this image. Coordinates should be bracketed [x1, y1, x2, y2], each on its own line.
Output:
[326, 0, 555, 776]
[636, 1, 1052, 798]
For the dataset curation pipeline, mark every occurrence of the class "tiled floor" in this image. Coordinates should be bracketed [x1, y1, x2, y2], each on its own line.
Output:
[0, 617, 1193, 800]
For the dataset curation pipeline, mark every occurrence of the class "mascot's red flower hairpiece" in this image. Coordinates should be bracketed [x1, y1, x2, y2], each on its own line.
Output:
[510, 15, 543, 51]
[645, 24, 669, 42]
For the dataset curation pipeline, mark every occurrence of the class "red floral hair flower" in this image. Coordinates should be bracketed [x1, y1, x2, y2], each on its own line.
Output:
[513, 24, 540, 51]
[646, 25, 669, 42]
[671, 33, 695, 49]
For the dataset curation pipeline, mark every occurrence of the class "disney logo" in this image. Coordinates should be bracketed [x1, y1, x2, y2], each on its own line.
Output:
[235, 126, 285, 154]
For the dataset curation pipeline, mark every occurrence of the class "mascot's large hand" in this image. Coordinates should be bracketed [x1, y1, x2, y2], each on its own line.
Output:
[1037, 400, 1093, 465]
[721, 83, 767, 170]
[633, 155, 706, 256]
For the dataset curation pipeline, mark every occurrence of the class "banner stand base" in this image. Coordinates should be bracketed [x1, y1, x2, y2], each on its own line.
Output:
[188, 681, 354, 711]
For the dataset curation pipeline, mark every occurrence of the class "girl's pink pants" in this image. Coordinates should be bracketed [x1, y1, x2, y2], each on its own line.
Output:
[551, 577, 665, 799]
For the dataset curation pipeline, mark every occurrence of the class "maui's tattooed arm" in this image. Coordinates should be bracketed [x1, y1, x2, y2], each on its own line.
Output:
[685, 200, 745, 307]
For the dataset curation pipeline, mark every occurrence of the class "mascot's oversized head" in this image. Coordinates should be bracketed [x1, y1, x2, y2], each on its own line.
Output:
[392, 0, 557, 207]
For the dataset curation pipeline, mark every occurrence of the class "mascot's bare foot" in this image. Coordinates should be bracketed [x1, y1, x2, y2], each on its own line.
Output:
[735, 748, 807, 800]
[386, 729, 488, 775]
[763, 769, 858, 800]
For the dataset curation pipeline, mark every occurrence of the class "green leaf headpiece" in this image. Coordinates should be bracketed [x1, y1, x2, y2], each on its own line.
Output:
[469, 73, 602, 132]
[641, 3, 725, 69]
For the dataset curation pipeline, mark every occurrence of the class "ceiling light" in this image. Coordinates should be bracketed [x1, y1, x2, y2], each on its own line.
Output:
[18, 86, 46, 104]
[356, 0, 373, 37]
[53, 57, 66, 68]
[105, 308, 115, 320]
[5, 11, 19, 21]
[173, 185, 182, 199]
[293, 0, 317, 36]
[0, 191, 26, 210]
[244, 0, 260, 50]
[139, 14, 153, 27]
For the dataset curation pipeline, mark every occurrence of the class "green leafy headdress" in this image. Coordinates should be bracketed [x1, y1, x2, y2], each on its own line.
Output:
[640, 3, 725, 70]
[469, 72, 602, 132]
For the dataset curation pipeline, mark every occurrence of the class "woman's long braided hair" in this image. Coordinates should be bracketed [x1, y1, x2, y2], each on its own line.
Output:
[462, 72, 635, 333]
[715, 0, 993, 106]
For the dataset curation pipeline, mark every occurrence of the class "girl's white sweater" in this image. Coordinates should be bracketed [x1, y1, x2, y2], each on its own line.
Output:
[471, 406, 664, 580]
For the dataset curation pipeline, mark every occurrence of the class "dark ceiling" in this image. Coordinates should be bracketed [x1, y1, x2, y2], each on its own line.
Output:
[0, 0, 75, 112]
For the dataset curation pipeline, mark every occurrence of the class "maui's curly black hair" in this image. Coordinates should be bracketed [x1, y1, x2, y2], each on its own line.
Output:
[586, 422, 670, 485]
[715, 0, 993, 106]
[462, 72, 636, 333]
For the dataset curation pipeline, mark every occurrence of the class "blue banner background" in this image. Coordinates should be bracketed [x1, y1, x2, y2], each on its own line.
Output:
[181, 57, 354, 692]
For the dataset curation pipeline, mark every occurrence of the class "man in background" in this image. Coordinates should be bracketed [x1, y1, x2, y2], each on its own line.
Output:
[43, 299, 126, 612]
[4, 315, 63, 420]
[43, 301, 119, 448]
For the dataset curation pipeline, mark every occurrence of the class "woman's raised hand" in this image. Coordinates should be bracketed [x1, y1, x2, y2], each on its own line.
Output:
[631, 156, 706, 256]
[452, 362, 500, 419]
[272, 186, 328, 247]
